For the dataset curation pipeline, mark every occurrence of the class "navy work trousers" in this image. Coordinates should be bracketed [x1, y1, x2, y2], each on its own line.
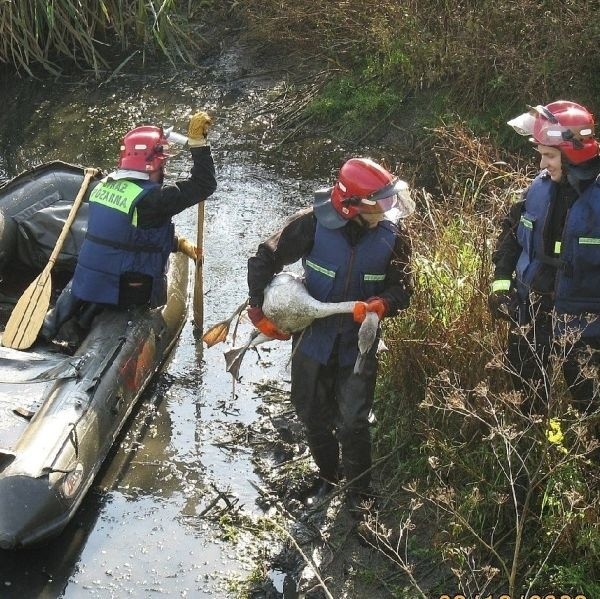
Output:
[290, 337, 378, 493]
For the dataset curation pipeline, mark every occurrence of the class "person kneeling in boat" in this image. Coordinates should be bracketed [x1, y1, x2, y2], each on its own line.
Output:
[246, 158, 414, 518]
[41, 111, 217, 346]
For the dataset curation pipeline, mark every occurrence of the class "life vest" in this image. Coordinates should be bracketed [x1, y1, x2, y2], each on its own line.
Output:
[71, 177, 174, 306]
[298, 220, 396, 366]
[515, 170, 600, 336]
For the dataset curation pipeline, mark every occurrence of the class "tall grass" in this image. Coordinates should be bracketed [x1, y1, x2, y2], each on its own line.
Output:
[370, 123, 600, 594]
[379, 122, 528, 405]
[371, 122, 519, 490]
[0, 0, 196, 77]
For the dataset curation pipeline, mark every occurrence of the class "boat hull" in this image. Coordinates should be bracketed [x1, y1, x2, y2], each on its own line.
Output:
[0, 163, 190, 549]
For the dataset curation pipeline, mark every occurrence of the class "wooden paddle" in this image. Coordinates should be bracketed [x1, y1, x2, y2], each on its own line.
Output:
[193, 201, 205, 328]
[1, 167, 99, 350]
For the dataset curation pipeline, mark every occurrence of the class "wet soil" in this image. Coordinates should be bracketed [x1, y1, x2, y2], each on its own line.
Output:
[226, 373, 452, 599]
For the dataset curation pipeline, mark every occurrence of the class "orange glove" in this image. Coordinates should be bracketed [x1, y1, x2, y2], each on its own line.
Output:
[353, 301, 368, 324]
[353, 297, 388, 323]
[366, 297, 388, 319]
[247, 307, 291, 341]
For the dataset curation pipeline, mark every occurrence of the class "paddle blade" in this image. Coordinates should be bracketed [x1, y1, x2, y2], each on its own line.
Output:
[1, 167, 96, 352]
[1, 273, 51, 350]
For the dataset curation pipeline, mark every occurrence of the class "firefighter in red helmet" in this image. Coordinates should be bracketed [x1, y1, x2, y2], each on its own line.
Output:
[41, 112, 217, 344]
[247, 157, 414, 517]
[489, 100, 600, 422]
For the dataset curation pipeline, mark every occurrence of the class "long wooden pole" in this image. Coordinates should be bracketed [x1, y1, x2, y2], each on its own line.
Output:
[193, 201, 205, 328]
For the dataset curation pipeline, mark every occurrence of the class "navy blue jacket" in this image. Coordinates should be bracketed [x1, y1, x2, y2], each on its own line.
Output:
[515, 171, 600, 335]
[299, 221, 396, 365]
[72, 178, 173, 306]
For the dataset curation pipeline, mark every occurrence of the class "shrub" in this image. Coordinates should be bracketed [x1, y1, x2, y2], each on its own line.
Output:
[234, 0, 600, 137]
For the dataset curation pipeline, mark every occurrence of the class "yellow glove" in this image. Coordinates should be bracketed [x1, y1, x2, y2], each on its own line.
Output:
[177, 237, 202, 262]
[187, 111, 213, 147]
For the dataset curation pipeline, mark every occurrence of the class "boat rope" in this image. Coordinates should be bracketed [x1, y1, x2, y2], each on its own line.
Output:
[44, 466, 74, 475]
[68, 422, 80, 458]
[40, 423, 80, 476]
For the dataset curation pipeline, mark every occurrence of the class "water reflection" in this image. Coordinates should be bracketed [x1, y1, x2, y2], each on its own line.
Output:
[0, 52, 349, 596]
[0, 490, 108, 598]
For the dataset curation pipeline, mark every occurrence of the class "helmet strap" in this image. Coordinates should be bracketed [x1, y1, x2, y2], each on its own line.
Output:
[529, 104, 559, 124]
[342, 196, 362, 207]
[355, 213, 383, 228]
[354, 214, 368, 228]
[561, 128, 585, 149]
[565, 158, 600, 194]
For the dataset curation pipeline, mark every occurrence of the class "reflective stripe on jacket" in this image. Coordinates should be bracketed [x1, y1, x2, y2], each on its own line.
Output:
[516, 171, 600, 335]
[515, 172, 555, 300]
[298, 220, 396, 366]
[72, 177, 174, 306]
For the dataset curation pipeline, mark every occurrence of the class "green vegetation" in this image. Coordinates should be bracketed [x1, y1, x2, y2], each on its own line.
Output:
[0, 0, 198, 77]
[235, 0, 600, 145]
[232, 2, 600, 590]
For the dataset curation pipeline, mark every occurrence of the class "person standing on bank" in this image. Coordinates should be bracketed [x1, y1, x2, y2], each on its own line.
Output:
[42, 111, 217, 342]
[489, 100, 600, 414]
[247, 158, 414, 516]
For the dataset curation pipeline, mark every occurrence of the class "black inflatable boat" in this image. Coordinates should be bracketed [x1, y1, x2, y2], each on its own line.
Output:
[0, 162, 189, 549]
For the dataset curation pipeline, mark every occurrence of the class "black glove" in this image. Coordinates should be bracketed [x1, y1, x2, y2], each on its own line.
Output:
[487, 290, 516, 321]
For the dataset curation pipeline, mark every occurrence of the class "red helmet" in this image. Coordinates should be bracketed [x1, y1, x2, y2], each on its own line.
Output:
[314, 158, 414, 229]
[118, 125, 170, 173]
[508, 101, 599, 164]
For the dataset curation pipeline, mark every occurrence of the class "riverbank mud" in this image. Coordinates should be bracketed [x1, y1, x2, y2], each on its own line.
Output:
[217, 367, 449, 599]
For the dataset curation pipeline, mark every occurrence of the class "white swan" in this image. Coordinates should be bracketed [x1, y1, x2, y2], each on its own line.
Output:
[221, 272, 379, 380]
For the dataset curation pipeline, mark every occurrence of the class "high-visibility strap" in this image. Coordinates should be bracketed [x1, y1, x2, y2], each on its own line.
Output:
[519, 215, 533, 229]
[554, 241, 561, 254]
[364, 273, 386, 282]
[491, 279, 511, 292]
[579, 237, 600, 245]
[305, 259, 335, 278]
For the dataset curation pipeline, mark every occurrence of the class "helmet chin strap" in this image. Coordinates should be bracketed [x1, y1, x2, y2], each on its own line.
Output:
[150, 169, 165, 184]
[355, 214, 370, 228]
[565, 158, 600, 194]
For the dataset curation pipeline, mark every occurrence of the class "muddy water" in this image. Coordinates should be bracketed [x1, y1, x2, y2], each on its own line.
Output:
[0, 46, 350, 598]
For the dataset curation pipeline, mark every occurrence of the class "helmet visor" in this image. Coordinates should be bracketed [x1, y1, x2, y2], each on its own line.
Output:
[360, 178, 415, 218]
[507, 111, 537, 137]
[508, 106, 595, 147]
